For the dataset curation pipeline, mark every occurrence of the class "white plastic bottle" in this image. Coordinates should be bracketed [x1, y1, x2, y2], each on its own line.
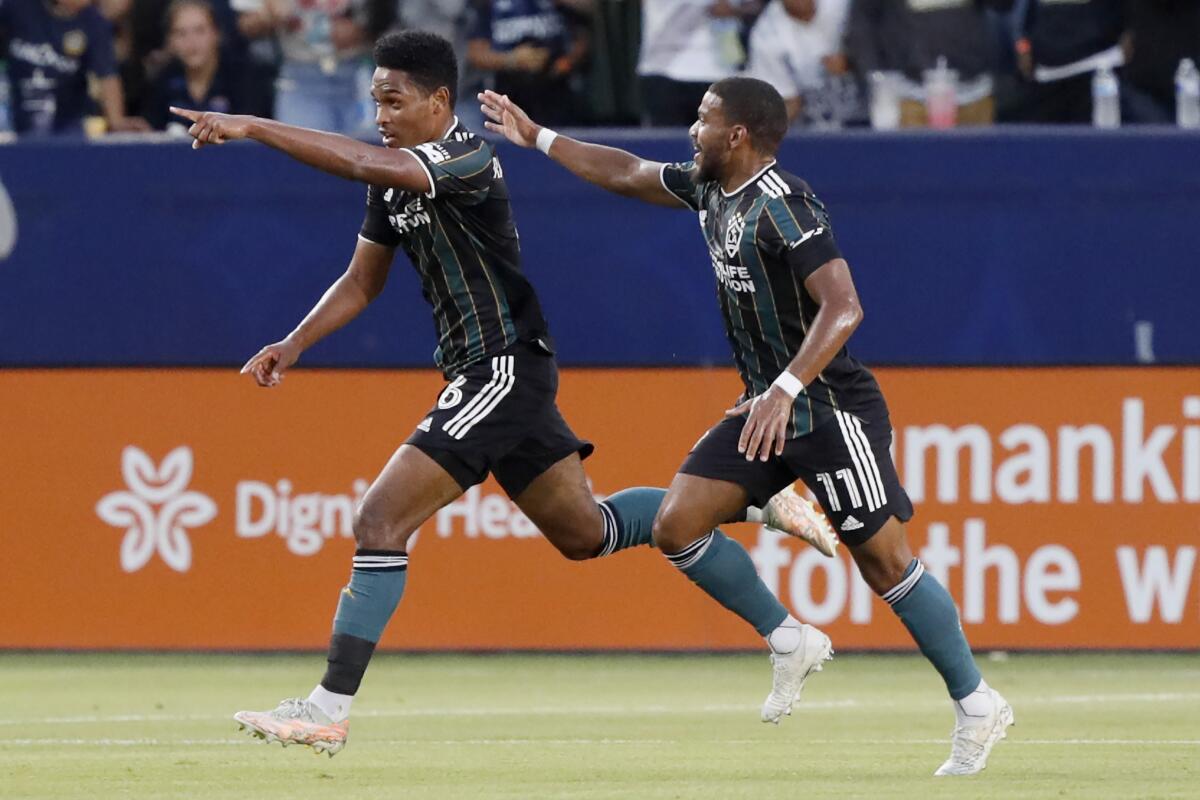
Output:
[1092, 65, 1120, 128]
[1176, 58, 1200, 129]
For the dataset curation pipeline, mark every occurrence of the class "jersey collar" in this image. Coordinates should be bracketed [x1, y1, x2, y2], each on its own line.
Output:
[721, 160, 779, 198]
[435, 116, 461, 143]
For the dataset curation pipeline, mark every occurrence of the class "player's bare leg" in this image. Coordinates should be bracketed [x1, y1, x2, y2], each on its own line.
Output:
[511, 453, 606, 559]
[850, 517, 1013, 776]
[653, 473, 832, 724]
[235, 444, 463, 756]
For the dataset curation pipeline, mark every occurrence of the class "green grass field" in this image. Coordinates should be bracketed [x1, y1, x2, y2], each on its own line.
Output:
[2, 653, 1197, 799]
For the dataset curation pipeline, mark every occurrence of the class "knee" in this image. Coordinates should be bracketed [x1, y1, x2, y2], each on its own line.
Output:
[856, 549, 914, 596]
[352, 504, 413, 552]
[651, 504, 699, 555]
[551, 536, 599, 562]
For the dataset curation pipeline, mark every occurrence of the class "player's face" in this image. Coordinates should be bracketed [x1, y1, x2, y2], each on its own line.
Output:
[690, 92, 735, 183]
[371, 68, 450, 149]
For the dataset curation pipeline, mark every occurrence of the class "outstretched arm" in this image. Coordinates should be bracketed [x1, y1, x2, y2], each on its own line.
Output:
[241, 238, 395, 387]
[171, 107, 432, 193]
[478, 90, 687, 208]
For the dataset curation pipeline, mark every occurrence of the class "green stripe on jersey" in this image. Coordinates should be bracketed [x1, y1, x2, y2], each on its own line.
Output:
[429, 209, 485, 358]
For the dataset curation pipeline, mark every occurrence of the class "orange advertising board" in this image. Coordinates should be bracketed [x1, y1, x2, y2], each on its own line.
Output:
[1, 367, 1197, 651]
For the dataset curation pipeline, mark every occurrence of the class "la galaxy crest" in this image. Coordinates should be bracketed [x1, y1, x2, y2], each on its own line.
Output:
[725, 212, 745, 259]
[62, 30, 87, 58]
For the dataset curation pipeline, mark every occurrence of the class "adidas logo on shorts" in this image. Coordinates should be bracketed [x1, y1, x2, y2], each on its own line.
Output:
[840, 515, 864, 532]
[417, 417, 432, 432]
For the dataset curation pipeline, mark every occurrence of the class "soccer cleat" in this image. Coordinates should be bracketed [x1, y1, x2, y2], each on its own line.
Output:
[234, 698, 349, 757]
[761, 624, 833, 724]
[933, 689, 1015, 776]
[763, 485, 839, 557]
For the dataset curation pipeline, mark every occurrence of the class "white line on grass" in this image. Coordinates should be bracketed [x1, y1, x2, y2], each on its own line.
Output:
[2, 692, 1195, 728]
[2, 737, 1199, 748]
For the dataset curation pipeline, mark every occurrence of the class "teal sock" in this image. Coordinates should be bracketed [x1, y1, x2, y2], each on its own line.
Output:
[595, 487, 665, 555]
[666, 530, 789, 636]
[332, 550, 409, 642]
[321, 549, 408, 696]
[887, 559, 982, 700]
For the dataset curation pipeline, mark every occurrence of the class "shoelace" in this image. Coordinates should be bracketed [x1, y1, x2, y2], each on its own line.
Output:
[947, 724, 987, 765]
[769, 654, 803, 699]
[273, 698, 314, 722]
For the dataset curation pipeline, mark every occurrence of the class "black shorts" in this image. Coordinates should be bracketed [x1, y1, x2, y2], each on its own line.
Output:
[679, 395, 913, 546]
[406, 340, 593, 498]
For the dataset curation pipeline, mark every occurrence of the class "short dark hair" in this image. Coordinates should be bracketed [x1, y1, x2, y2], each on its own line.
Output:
[709, 77, 788, 154]
[374, 30, 459, 106]
[164, 0, 217, 34]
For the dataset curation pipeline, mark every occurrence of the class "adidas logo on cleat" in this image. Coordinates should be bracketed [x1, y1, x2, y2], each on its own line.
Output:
[840, 515, 864, 532]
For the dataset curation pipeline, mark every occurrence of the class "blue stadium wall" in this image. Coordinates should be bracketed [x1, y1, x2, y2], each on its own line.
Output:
[2, 128, 1198, 368]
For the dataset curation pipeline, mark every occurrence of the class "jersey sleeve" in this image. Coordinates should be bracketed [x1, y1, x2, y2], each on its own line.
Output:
[359, 184, 401, 248]
[84, 11, 118, 78]
[658, 161, 704, 211]
[758, 195, 843, 282]
[403, 139, 495, 204]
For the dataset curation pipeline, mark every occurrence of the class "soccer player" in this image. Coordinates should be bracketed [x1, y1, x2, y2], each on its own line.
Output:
[172, 32, 836, 756]
[480, 79, 1014, 777]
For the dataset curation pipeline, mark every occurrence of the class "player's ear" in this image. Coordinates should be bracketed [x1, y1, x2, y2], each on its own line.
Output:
[431, 86, 451, 114]
[729, 125, 749, 150]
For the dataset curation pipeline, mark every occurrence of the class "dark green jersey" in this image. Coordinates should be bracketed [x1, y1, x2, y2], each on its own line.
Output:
[661, 160, 880, 437]
[360, 119, 551, 376]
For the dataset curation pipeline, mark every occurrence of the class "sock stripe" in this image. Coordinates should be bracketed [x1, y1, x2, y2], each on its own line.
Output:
[597, 502, 619, 557]
[666, 531, 716, 571]
[882, 560, 925, 605]
[353, 554, 409, 572]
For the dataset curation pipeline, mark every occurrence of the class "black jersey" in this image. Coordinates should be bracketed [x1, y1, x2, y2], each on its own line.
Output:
[360, 119, 550, 376]
[661, 160, 880, 438]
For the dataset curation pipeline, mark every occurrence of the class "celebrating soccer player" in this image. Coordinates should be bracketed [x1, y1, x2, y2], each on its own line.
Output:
[172, 32, 837, 756]
[480, 79, 1014, 777]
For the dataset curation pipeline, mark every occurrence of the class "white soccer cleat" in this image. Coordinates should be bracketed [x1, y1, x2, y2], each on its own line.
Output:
[761, 624, 833, 724]
[763, 485, 839, 557]
[234, 698, 349, 757]
[933, 689, 1014, 776]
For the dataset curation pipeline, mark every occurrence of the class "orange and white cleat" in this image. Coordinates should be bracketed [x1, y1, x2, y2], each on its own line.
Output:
[234, 698, 349, 757]
[763, 484, 839, 557]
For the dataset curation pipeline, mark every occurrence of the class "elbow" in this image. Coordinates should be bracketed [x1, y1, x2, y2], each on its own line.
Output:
[840, 298, 864, 335]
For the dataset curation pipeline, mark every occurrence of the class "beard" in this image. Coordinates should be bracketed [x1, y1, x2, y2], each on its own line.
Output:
[695, 149, 722, 183]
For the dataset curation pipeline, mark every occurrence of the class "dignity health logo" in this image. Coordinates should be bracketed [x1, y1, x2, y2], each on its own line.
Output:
[96, 446, 216, 573]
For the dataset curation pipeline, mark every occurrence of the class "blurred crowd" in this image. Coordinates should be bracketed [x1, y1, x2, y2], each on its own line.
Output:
[2, 0, 1198, 137]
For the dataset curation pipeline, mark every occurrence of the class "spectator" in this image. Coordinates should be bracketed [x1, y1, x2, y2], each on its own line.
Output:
[1122, 0, 1200, 123]
[845, 0, 998, 126]
[141, 0, 247, 128]
[637, 0, 761, 126]
[121, 0, 247, 115]
[466, 0, 590, 127]
[999, 0, 1125, 123]
[232, 0, 392, 133]
[746, 0, 865, 128]
[0, 0, 149, 134]
[394, 0, 468, 44]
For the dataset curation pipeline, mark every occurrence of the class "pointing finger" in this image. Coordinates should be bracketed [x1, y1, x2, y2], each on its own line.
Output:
[170, 106, 201, 122]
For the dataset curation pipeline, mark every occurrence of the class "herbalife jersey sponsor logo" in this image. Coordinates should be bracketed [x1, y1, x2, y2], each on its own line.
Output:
[390, 197, 432, 234]
[96, 446, 216, 573]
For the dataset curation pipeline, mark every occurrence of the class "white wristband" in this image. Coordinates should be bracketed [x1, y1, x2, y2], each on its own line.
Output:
[536, 127, 558, 155]
[772, 371, 804, 399]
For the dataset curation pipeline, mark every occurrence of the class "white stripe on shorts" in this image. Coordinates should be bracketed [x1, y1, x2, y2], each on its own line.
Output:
[446, 356, 516, 440]
[849, 413, 887, 508]
[442, 357, 505, 435]
[835, 411, 881, 512]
